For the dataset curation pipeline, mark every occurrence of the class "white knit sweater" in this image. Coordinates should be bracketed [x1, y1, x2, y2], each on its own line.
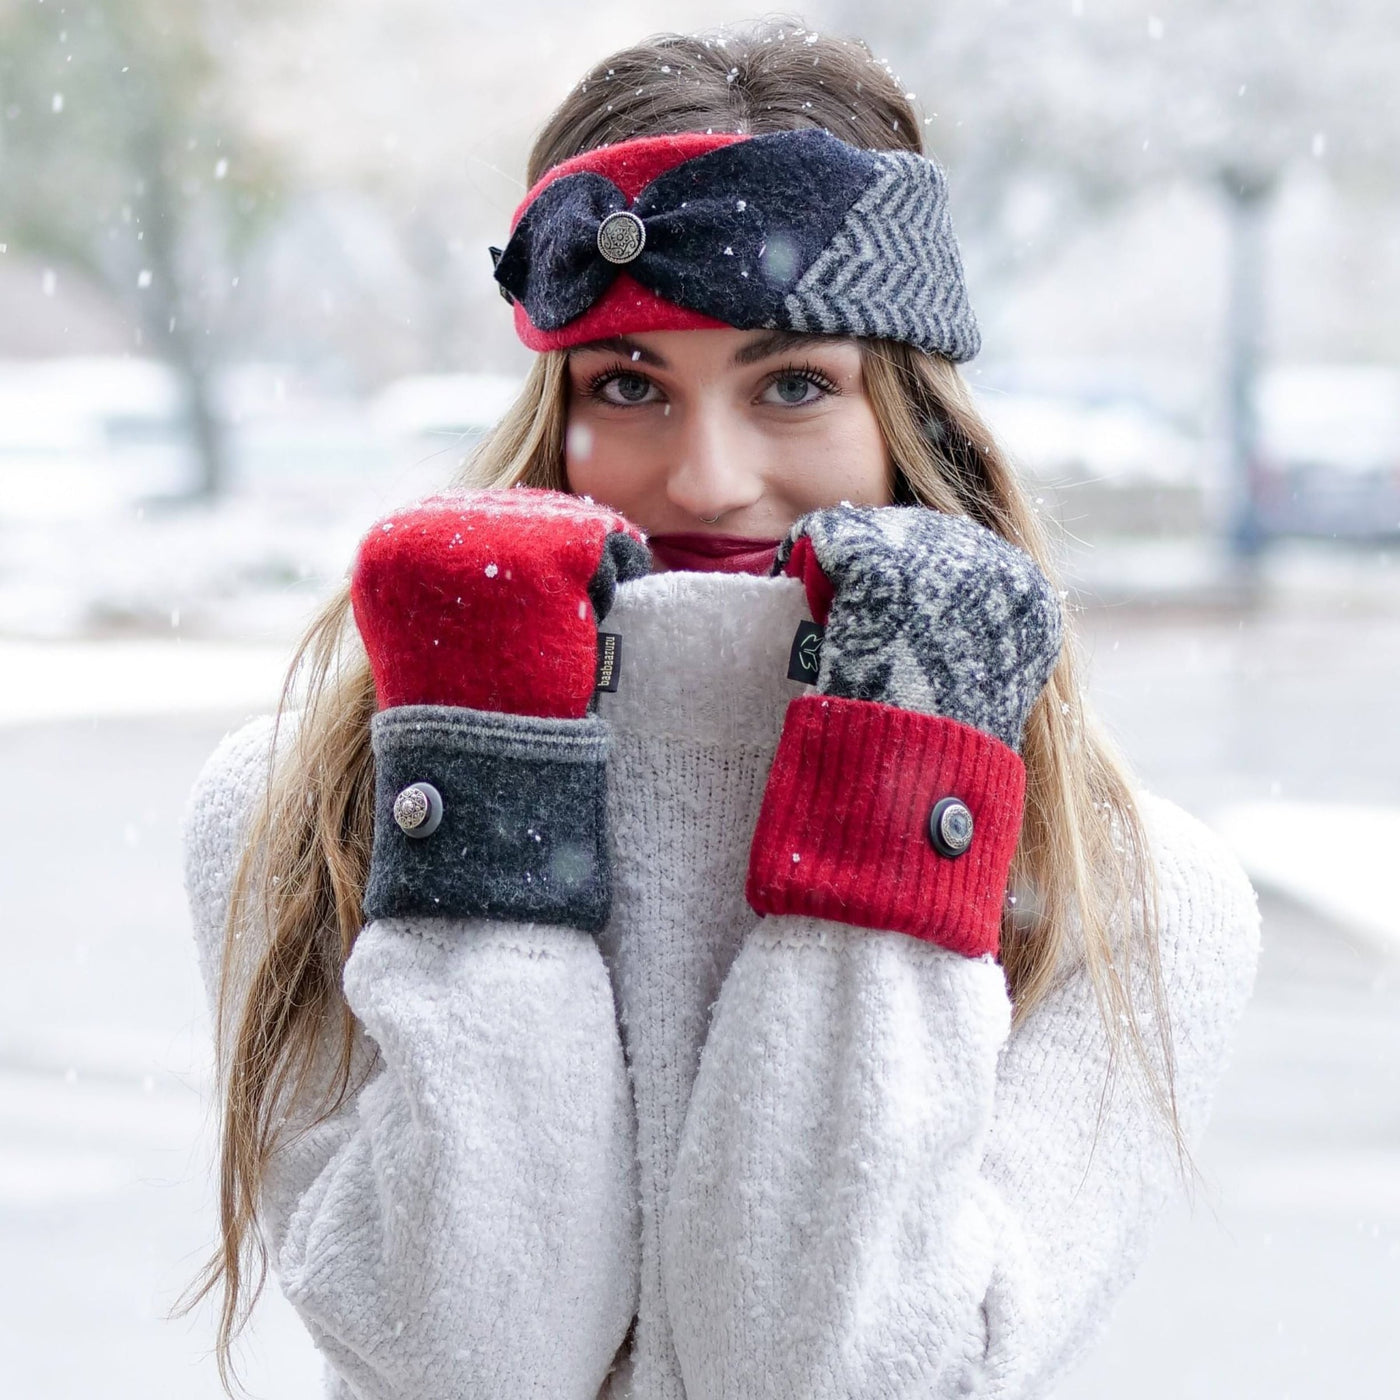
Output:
[183, 570, 1262, 1400]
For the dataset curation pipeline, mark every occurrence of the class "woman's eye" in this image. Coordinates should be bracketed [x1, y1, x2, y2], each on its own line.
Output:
[600, 373, 656, 405]
[764, 373, 825, 406]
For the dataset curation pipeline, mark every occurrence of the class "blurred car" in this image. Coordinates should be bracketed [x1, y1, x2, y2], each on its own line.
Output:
[1253, 364, 1400, 541]
[973, 386, 1207, 486]
[369, 372, 523, 448]
[0, 356, 188, 518]
[971, 383, 1215, 536]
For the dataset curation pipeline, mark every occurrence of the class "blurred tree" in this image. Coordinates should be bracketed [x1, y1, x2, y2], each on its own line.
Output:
[0, 0, 284, 499]
[831, 0, 1400, 557]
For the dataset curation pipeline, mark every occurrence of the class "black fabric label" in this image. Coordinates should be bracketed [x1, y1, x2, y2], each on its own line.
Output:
[787, 621, 825, 683]
[596, 632, 622, 692]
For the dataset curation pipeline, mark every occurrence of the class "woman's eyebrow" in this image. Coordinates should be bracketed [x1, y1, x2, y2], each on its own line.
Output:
[731, 331, 849, 365]
[568, 336, 667, 368]
[568, 330, 846, 370]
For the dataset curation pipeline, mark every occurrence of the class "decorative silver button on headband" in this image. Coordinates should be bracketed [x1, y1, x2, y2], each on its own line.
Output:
[596, 210, 647, 265]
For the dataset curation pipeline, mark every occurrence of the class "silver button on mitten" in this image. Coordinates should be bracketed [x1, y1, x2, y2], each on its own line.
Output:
[393, 781, 443, 838]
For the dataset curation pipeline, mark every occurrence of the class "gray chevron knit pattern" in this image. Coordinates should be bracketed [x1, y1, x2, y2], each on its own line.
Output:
[784, 152, 981, 361]
[776, 506, 1063, 751]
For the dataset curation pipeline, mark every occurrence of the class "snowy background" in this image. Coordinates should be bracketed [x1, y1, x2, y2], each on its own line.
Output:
[1, 0, 1398, 1395]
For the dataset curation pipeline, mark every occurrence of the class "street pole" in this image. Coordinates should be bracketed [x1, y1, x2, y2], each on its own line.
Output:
[1220, 167, 1275, 570]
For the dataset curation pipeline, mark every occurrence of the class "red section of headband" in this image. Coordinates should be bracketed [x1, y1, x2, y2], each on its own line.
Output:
[507, 131, 750, 351]
[511, 276, 726, 350]
[510, 131, 748, 216]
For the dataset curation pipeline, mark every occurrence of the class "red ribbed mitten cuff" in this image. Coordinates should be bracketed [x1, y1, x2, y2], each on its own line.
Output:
[745, 694, 1026, 959]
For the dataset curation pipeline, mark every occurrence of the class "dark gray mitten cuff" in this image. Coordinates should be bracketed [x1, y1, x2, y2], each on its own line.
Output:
[364, 705, 611, 933]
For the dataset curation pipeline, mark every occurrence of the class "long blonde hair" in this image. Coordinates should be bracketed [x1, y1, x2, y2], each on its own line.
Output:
[185, 22, 1187, 1391]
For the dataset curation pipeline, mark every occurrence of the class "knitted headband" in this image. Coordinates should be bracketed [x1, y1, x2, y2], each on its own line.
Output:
[490, 128, 981, 360]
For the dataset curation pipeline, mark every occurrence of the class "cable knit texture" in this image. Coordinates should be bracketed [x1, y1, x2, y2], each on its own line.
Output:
[183, 570, 1261, 1400]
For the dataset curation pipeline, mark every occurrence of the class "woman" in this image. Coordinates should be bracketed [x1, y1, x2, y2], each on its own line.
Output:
[182, 22, 1260, 1400]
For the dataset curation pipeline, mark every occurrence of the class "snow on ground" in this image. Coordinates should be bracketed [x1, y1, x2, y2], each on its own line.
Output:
[0, 472, 422, 642]
[1054, 879, 1400, 1400]
[0, 638, 291, 727]
[0, 358, 510, 640]
[0, 713, 321, 1396]
[1214, 801, 1400, 961]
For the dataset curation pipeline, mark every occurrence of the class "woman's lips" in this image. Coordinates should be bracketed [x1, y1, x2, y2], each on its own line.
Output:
[647, 532, 783, 576]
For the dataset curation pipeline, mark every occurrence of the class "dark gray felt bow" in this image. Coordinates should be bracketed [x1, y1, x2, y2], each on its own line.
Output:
[493, 129, 879, 332]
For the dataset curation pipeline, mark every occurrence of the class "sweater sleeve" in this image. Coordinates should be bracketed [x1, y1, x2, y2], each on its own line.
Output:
[182, 713, 640, 1400]
[658, 791, 1260, 1399]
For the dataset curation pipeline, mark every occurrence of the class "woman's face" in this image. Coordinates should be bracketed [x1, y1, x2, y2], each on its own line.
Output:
[563, 328, 892, 538]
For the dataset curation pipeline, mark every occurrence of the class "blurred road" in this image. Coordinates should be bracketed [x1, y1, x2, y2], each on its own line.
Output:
[0, 592, 1397, 1396]
[0, 712, 321, 1397]
[1052, 599, 1400, 1398]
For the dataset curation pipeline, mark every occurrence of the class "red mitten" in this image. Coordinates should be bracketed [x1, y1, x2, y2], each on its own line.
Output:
[748, 506, 1061, 958]
[350, 488, 650, 719]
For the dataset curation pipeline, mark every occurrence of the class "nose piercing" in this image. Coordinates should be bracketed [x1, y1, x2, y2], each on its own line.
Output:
[700, 513, 721, 524]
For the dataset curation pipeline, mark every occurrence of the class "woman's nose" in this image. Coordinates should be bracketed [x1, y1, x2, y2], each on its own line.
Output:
[664, 405, 764, 523]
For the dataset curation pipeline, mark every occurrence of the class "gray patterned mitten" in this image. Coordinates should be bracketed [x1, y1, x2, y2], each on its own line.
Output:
[775, 505, 1063, 752]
